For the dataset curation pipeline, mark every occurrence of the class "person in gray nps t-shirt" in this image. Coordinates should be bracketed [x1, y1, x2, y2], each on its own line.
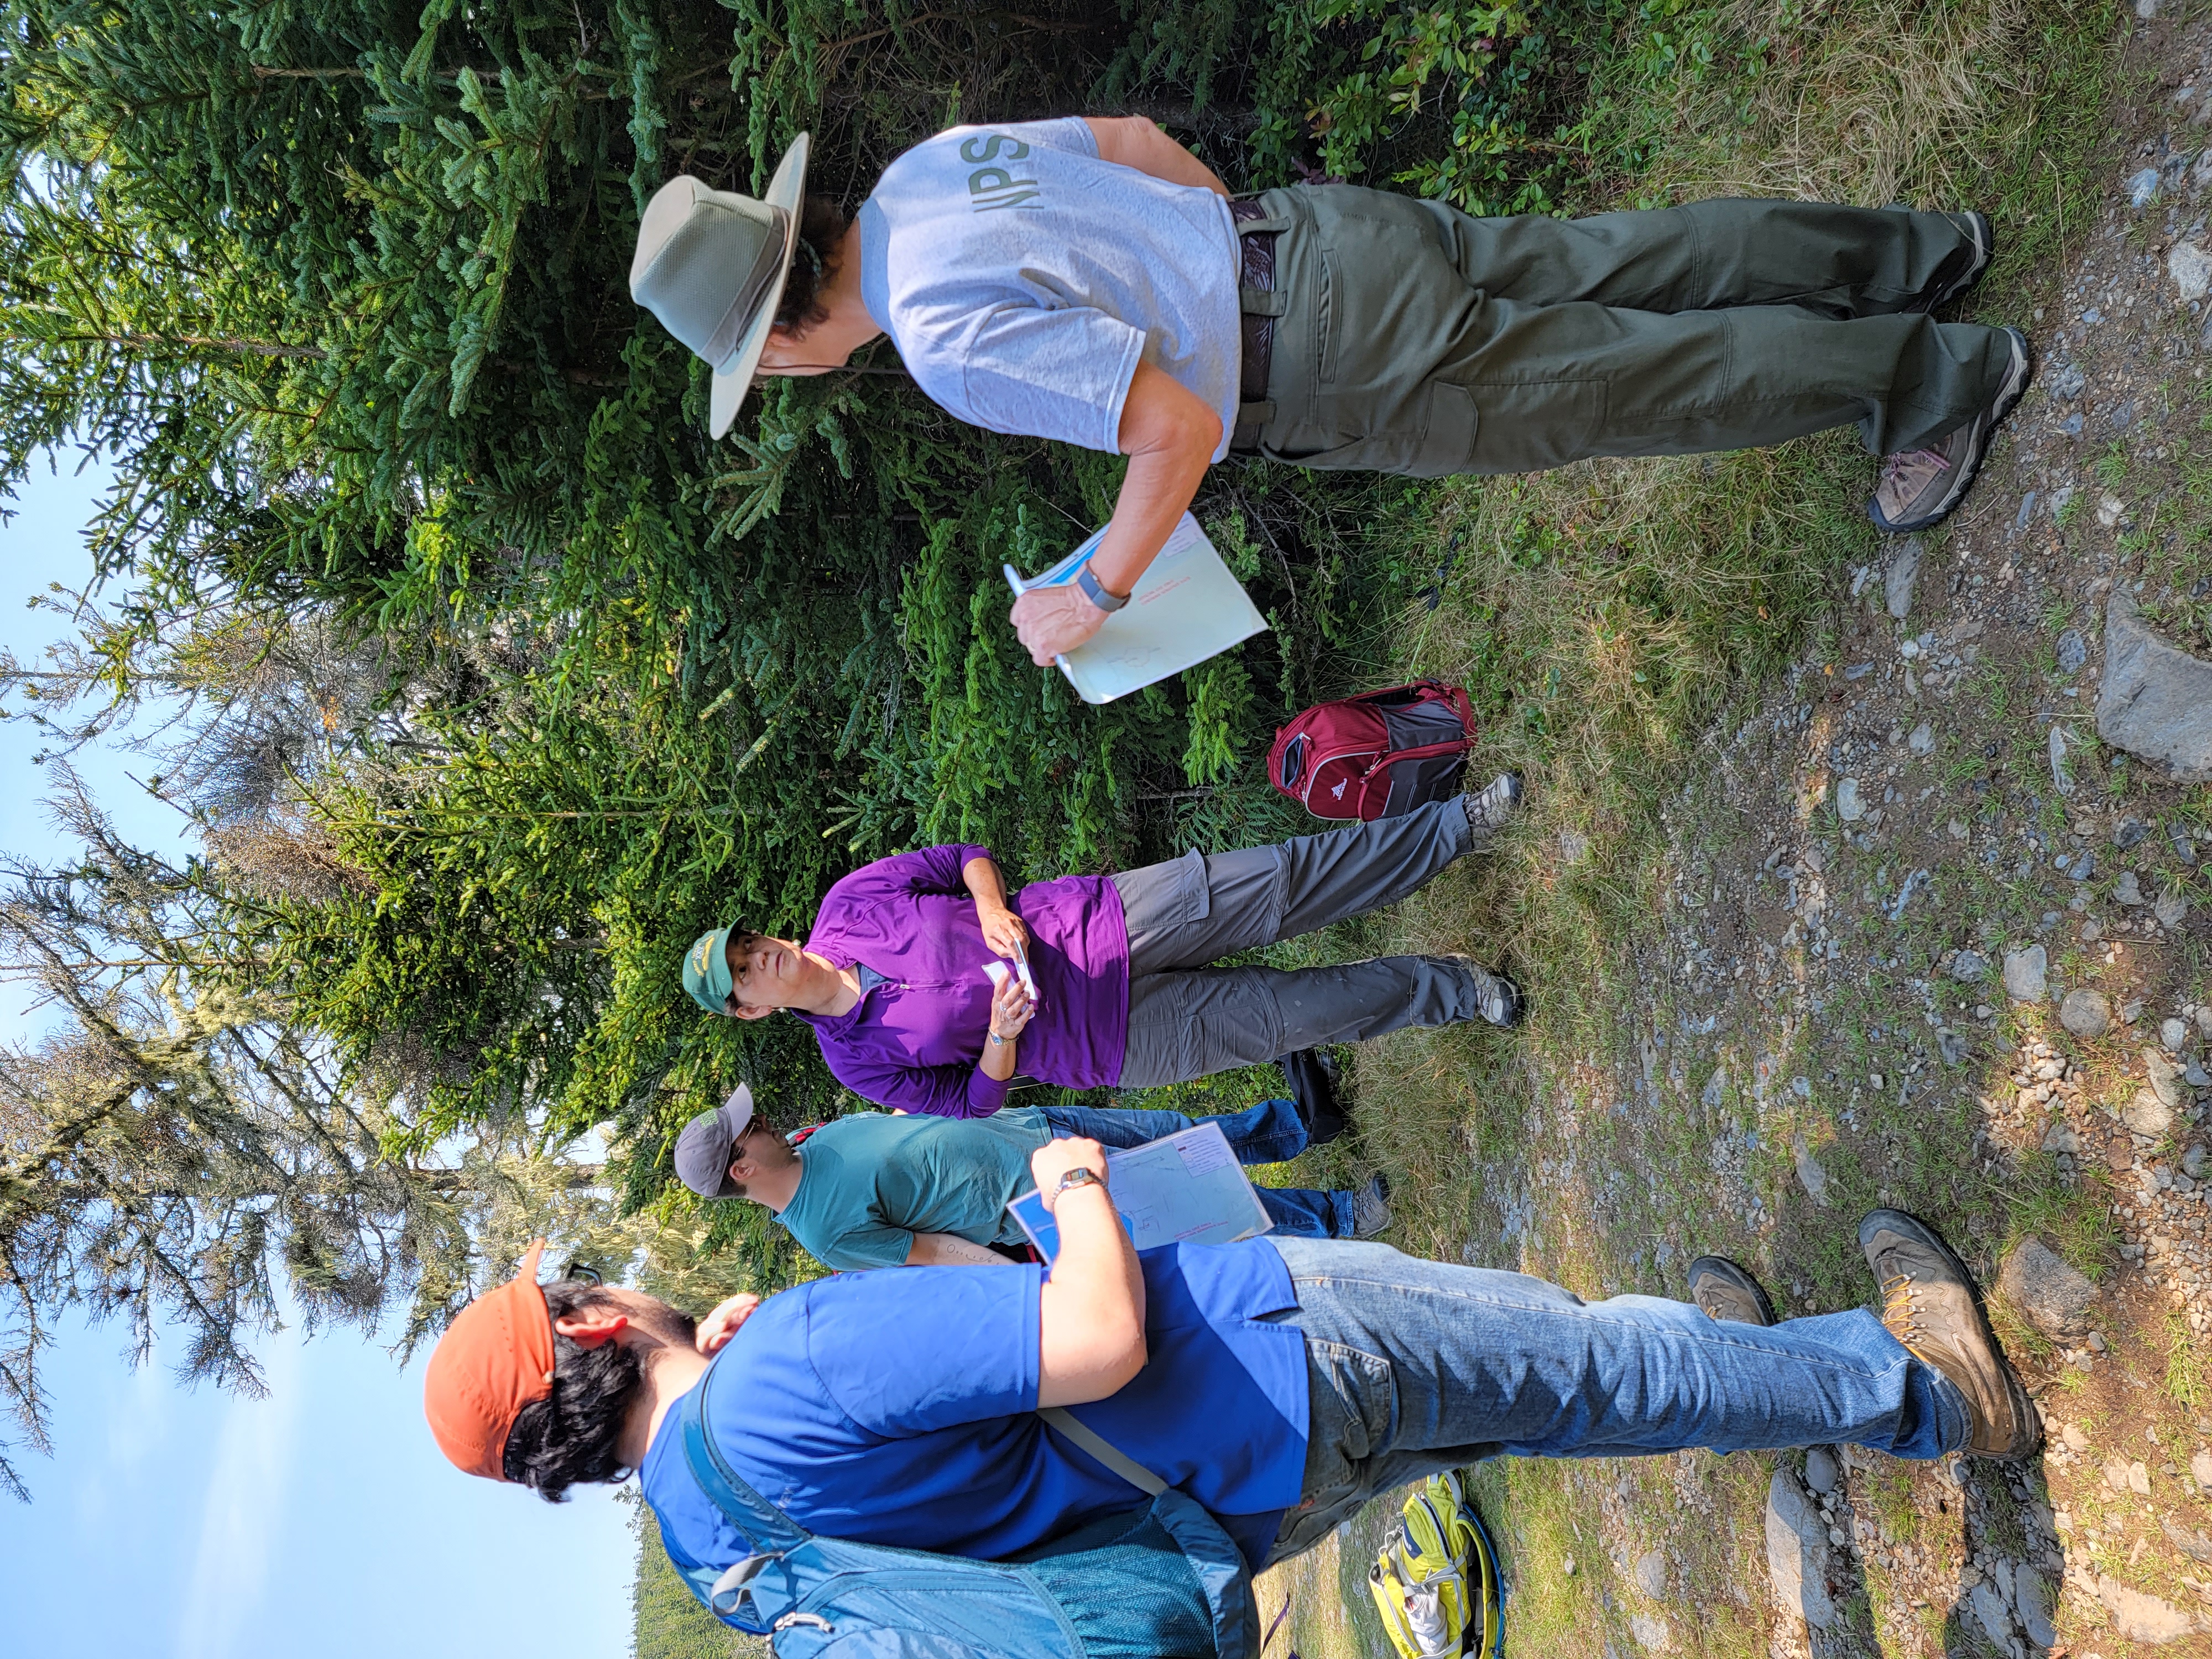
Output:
[630, 117, 2030, 670]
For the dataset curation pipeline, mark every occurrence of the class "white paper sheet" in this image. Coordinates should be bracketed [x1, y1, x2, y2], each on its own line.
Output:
[1005, 1121, 1273, 1262]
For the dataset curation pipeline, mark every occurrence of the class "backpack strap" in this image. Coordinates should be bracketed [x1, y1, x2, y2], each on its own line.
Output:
[680, 1362, 811, 1618]
[1038, 1406, 1167, 1496]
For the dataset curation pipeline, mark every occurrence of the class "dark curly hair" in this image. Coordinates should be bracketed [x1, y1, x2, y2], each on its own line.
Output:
[502, 1281, 693, 1502]
[773, 194, 850, 334]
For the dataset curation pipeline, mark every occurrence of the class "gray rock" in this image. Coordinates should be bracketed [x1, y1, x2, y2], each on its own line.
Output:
[2174, 821, 2199, 865]
[1968, 1582, 2013, 1648]
[2116, 816, 2150, 849]
[2132, 165, 2164, 208]
[1765, 1468, 1836, 1630]
[2157, 889, 2190, 928]
[2195, 1449, 2212, 1489]
[1908, 719, 1934, 755]
[2147, 1047, 2187, 1107]
[2004, 945, 2048, 1003]
[2050, 721, 2076, 796]
[2173, 239, 2212, 304]
[1996, 1237, 2098, 1339]
[1791, 1131, 1830, 1206]
[2166, 1017, 2192, 1051]
[2184, 1142, 2209, 1178]
[2091, 1573, 2199, 1643]
[2060, 988, 2112, 1037]
[2097, 588, 2212, 782]
[1627, 1613, 1672, 1653]
[1634, 1549, 1667, 1598]
[1884, 539, 1923, 620]
[2117, 870, 2145, 905]
[2057, 627, 2088, 673]
[2122, 1088, 2176, 1138]
[2016, 1570, 2058, 1647]
[2047, 361, 2088, 401]
[1950, 948, 1990, 982]
[2164, 1517, 2212, 1563]
[2042, 1121, 2084, 1154]
[1803, 1446, 1839, 1494]
[1937, 1027, 1969, 1065]
[1836, 777, 1866, 822]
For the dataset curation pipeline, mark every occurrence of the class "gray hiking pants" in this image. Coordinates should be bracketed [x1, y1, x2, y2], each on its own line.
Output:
[1232, 188, 2013, 474]
[1111, 797, 1485, 1088]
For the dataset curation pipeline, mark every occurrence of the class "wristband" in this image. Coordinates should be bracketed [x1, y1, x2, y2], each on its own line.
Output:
[1053, 1167, 1106, 1201]
[1076, 566, 1130, 613]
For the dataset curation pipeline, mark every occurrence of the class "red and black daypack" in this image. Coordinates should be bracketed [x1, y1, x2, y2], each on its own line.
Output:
[1268, 680, 1475, 822]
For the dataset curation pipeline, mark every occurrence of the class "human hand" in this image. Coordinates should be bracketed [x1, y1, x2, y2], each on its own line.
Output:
[1011, 586, 1109, 666]
[989, 970, 1035, 1041]
[695, 1291, 763, 1357]
[977, 902, 1030, 964]
[1031, 1136, 1108, 1211]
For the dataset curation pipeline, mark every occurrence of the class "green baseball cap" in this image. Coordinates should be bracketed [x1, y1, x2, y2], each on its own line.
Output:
[682, 925, 737, 1013]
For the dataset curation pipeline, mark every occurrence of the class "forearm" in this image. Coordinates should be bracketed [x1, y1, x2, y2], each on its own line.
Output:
[1083, 115, 1229, 199]
[979, 1035, 1017, 1083]
[1036, 1184, 1146, 1406]
[1088, 442, 1211, 597]
[906, 1232, 1009, 1267]
[961, 853, 1009, 911]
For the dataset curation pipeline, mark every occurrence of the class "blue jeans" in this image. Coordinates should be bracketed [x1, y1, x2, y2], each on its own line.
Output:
[1039, 1101, 1351, 1238]
[1260, 1238, 1970, 1564]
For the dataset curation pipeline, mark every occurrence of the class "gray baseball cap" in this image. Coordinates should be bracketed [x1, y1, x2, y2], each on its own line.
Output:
[672, 1085, 757, 1199]
[629, 134, 810, 441]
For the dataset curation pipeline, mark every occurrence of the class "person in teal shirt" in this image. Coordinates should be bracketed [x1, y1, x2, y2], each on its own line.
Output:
[671, 1086, 1387, 1271]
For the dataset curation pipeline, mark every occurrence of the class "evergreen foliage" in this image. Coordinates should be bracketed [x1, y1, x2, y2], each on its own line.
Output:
[0, 0, 1752, 1300]
[632, 1499, 764, 1659]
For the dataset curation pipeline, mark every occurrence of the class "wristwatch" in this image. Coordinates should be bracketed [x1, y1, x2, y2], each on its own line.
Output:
[1053, 1167, 1106, 1201]
[1076, 566, 1129, 613]
[989, 1031, 1010, 1047]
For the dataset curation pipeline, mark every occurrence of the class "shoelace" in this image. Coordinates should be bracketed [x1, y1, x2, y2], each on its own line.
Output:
[1880, 447, 1950, 487]
[1879, 1272, 1928, 1353]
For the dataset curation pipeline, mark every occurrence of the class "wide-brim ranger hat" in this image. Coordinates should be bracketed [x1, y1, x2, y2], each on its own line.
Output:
[629, 133, 811, 441]
[424, 1240, 556, 1483]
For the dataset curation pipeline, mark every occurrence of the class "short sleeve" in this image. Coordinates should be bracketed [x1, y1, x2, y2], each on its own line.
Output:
[817, 1223, 915, 1272]
[1005, 116, 1098, 157]
[957, 305, 1146, 453]
[804, 1264, 1042, 1436]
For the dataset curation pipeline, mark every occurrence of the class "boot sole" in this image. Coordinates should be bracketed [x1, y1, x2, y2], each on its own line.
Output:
[1869, 327, 2032, 534]
[1858, 1208, 2042, 1460]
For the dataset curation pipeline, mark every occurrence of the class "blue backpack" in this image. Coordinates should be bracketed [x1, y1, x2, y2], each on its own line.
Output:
[670, 1364, 1260, 1659]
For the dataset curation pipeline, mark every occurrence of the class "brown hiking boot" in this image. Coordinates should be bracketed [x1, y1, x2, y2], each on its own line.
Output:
[1868, 327, 2031, 534]
[1687, 1255, 1776, 1326]
[1858, 1209, 2041, 1460]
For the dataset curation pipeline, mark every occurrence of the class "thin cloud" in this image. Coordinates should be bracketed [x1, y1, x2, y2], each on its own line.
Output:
[172, 1333, 304, 1659]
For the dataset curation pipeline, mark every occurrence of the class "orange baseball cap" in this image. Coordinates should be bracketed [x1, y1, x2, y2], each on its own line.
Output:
[424, 1240, 558, 1481]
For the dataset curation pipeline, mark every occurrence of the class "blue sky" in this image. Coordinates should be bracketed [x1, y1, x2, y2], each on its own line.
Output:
[0, 457, 635, 1655]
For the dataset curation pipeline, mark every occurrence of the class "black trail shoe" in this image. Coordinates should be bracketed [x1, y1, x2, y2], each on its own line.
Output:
[1350, 1175, 1393, 1239]
[1913, 211, 1994, 312]
[1868, 327, 2032, 534]
[1687, 1255, 1777, 1326]
[1276, 1048, 1348, 1147]
[1858, 1209, 2041, 1460]
[1461, 772, 1525, 850]
[1446, 956, 1523, 1027]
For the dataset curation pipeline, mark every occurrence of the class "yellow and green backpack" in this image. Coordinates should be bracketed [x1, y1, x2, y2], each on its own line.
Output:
[1366, 1472, 1503, 1659]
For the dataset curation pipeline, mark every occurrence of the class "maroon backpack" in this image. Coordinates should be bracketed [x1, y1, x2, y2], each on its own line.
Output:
[1268, 680, 1477, 821]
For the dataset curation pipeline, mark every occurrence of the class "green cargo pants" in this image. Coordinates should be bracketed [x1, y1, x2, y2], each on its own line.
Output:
[1231, 188, 2013, 476]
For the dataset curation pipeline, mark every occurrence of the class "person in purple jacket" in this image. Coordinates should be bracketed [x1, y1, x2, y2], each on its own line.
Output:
[679, 781, 1523, 1118]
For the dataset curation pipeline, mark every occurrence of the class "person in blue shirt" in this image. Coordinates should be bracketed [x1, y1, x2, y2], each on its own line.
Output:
[425, 1138, 2037, 1603]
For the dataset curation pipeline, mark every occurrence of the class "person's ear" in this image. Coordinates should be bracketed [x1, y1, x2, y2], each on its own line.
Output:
[732, 1002, 774, 1022]
[552, 1307, 630, 1349]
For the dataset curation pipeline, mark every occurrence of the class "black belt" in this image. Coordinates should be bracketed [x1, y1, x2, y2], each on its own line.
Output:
[1228, 197, 1282, 452]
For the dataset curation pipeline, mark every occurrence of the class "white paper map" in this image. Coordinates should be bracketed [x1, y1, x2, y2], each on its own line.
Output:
[1005, 1121, 1273, 1262]
[1002, 513, 1270, 706]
